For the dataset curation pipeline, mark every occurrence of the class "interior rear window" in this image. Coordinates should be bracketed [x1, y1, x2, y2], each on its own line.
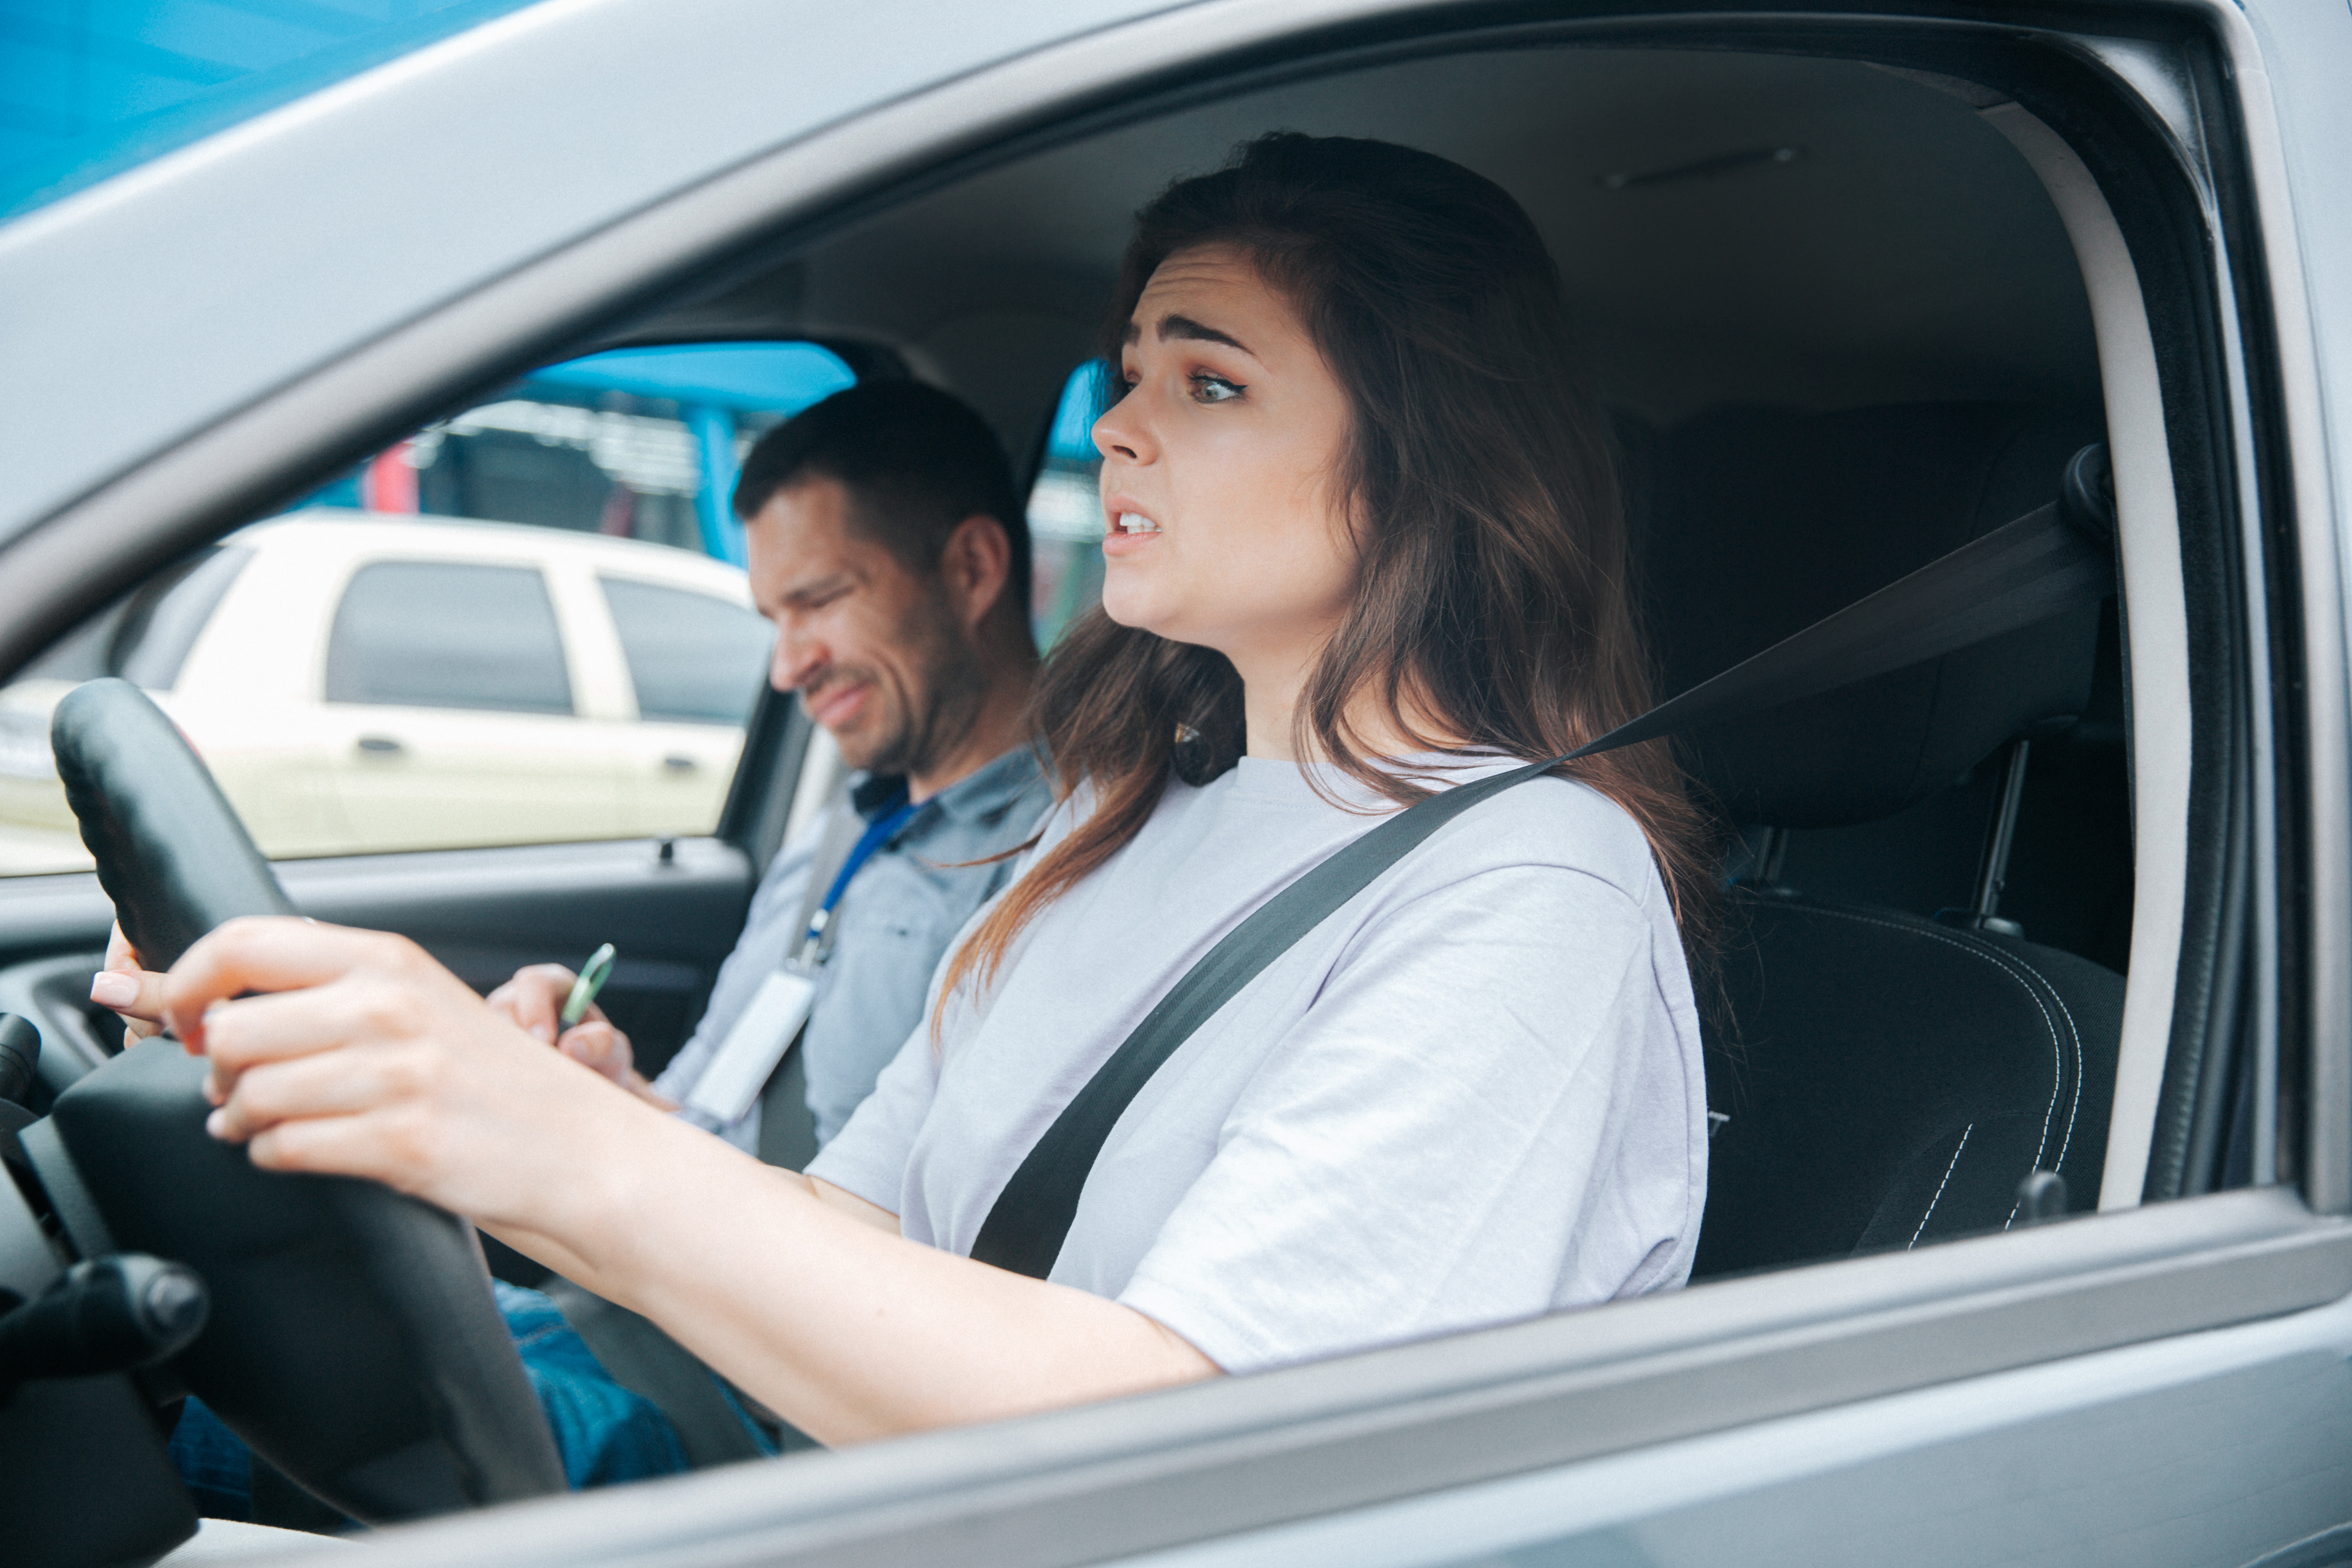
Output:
[325, 561, 573, 715]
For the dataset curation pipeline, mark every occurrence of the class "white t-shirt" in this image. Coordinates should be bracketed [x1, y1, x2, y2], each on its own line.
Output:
[806, 753, 1707, 1375]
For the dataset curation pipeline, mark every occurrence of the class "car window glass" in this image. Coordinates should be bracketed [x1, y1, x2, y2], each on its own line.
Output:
[1029, 360, 1111, 648]
[326, 562, 573, 715]
[0, 341, 853, 876]
[599, 577, 775, 724]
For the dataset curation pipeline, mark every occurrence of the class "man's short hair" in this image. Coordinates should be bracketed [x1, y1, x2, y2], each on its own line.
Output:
[733, 381, 1031, 610]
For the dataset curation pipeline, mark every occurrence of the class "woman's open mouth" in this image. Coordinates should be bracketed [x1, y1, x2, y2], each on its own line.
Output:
[1102, 500, 1163, 557]
[1105, 501, 1171, 561]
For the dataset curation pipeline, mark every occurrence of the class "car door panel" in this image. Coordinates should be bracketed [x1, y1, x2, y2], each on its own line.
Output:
[1116, 1297, 2352, 1568]
[278, 1192, 2350, 1568]
[0, 836, 754, 1099]
[275, 835, 754, 1080]
[616, 720, 748, 838]
[321, 706, 633, 853]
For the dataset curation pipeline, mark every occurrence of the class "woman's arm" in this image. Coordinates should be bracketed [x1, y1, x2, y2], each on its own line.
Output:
[164, 917, 1216, 1446]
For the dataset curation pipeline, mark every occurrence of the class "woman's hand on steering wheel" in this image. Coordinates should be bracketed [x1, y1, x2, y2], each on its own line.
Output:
[157, 916, 1219, 1444]
[160, 915, 665, 1237]
[89, 922, 167, 1049]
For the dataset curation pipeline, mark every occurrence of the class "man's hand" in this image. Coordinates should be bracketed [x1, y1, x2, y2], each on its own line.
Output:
[486, 963, 673, 1109]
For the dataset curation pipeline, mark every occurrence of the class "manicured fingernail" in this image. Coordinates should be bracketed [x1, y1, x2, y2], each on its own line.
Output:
[533, 1024, 554, 1044]
[90, 971, 137, 1007]
[205, 1109, 228, 1139]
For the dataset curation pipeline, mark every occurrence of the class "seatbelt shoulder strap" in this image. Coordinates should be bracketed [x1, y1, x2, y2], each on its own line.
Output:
[968, 448, 2120, 1280]
[746, 798, 871, 1167]
[968, 755, 1558, 1279]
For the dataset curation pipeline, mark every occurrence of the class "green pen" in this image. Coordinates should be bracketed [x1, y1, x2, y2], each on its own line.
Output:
[559, 943, 617, 1030]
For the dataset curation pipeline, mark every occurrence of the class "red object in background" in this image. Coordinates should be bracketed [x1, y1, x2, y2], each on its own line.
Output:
[362, 441, 418, 513]
[599, 483, 637, 537]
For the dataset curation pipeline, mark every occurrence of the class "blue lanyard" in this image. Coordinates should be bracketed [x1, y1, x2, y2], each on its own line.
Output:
[797, 794, 919, 962]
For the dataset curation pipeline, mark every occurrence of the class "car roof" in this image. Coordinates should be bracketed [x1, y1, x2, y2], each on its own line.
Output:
[643, 47, 2096, 445]
[0, 0, 1161, 552]
[230, 509, 752, 602]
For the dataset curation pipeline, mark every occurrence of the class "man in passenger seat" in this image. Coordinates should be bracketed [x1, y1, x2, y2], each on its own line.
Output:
[98, 379, 1053, 1499]
[486, 379, 1052, 1163]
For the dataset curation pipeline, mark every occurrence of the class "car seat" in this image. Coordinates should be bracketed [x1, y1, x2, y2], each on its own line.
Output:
[1631, 402, 2125, 1276]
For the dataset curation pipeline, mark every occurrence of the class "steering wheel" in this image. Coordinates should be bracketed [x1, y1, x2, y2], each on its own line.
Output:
[40, 678, 563, 1521]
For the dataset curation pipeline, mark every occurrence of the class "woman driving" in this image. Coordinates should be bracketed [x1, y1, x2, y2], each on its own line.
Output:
[116, 133, 1715, 1447]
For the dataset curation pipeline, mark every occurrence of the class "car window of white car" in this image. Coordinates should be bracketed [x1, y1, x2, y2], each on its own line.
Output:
[0, 340, 845, 874]
[327, 562, 575, 714]
[597, 577, 774, 726]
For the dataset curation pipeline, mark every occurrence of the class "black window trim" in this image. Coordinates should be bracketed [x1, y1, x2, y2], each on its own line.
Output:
[0, 4, 2337, 1562]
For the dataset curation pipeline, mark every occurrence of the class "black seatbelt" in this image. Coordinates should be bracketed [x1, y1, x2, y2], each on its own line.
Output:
[550, 799, 896, 1464]
[1572, 494, 2114, 760]
[969, 455, 2117, 1280]
[967, 753, 1561, 1279]
[754, 801, 871, 1168]
[541, 1279, 781, 1466]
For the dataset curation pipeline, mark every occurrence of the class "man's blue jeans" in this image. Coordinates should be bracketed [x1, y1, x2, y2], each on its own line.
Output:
[169, 1282, 767, 1519]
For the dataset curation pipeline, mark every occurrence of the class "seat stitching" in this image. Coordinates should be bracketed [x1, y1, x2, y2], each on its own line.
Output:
[2040, 980, 2089, 1174]
[2013, 976, 2089, 1227]
[1987, 957, 2086, 1228]
[1911, 1122, 1975, 1249]
[1787, 906, 2074, 1203]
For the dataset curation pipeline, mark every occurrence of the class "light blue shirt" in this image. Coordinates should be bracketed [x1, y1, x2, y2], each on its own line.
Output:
[655, 745, 1051, 1148]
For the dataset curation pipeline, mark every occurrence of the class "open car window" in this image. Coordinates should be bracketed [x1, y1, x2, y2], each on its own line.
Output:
[0, 341, 853, 873]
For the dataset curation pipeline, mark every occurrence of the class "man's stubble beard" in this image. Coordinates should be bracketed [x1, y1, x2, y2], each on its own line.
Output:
[851, 593, 990, 782]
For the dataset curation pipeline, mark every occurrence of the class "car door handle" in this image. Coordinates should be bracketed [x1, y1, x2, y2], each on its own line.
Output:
[355, 735, 406, 756]
[661, 754, 698, 773]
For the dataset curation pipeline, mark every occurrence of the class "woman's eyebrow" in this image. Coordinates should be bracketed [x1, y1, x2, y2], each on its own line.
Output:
[1122, 314, 1256, 357]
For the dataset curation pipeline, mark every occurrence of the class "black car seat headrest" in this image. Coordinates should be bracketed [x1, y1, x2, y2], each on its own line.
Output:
[1635, 402, 2107, 828]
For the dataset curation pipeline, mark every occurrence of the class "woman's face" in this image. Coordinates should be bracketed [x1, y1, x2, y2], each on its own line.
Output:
[1093, 245, 1357, 677]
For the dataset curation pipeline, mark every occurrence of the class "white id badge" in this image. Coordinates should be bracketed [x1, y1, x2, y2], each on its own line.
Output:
[683, 968, 818, 1126]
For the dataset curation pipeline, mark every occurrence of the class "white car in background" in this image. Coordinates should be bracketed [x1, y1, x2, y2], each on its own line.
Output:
[0, 511, 772, 871]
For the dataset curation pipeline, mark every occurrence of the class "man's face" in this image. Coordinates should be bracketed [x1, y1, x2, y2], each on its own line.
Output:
[744, 475, 983, 778]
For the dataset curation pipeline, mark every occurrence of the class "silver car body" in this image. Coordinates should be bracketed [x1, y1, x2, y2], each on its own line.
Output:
[3, 2, 2350, 1564]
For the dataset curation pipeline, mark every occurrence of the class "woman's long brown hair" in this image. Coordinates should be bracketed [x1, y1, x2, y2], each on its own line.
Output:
[938, 132, 1719, 1014]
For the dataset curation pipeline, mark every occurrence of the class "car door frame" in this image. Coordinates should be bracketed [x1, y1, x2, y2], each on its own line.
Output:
[0, 0, 2343, 1563]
